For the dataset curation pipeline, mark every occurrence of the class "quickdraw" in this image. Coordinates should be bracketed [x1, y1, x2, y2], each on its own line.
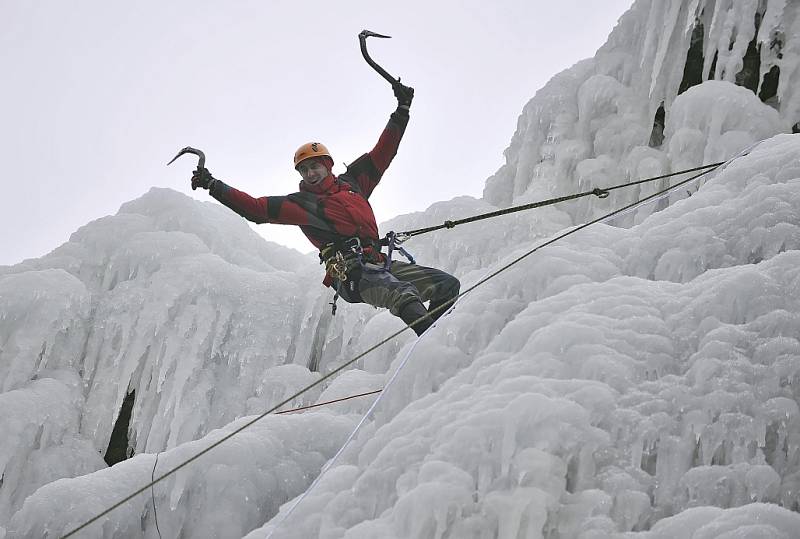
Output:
[383, 231, 415, 267]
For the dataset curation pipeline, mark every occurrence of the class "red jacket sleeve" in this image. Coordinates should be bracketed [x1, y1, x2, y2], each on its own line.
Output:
[344, 106, 409, 199]
[209, 183, 326, 228]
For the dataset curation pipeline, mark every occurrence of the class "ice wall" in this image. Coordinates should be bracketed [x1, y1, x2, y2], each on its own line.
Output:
[247, 134, 800, 539]
[9, 131, 798, 539]
[4, 0, 800, 537]
[8, 412, 359, 538]
[0, 188, 331, 526]
[483, 0, 798, 224]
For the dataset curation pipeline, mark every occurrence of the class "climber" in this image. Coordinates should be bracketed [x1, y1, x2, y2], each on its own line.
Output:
[190, 84, 459, 336]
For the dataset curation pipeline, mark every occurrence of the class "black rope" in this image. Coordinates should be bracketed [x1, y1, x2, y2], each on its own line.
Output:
[399, 162, 725, 238]
[143, 390, 382, 537]
[63, 161, 724, 538]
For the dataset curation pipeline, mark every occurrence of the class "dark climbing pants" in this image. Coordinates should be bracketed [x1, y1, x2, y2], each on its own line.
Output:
[333, 261, 460, 336]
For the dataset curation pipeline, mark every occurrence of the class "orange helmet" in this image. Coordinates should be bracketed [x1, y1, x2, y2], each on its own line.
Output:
[293, 142, 332, 168]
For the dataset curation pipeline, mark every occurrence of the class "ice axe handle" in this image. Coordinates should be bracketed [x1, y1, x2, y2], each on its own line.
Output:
[359, 30, 401, 87]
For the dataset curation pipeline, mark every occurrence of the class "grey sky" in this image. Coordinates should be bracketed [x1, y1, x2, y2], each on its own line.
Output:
[1, 1, 632, 265]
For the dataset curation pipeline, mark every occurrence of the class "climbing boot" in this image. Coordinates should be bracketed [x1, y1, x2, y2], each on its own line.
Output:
[399, 300, 433, 336]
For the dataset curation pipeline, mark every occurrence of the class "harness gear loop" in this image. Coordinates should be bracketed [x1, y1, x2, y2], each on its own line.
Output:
[320, 238, 366, 282]
[329, 251, 349, 282]
[321, 237, 372, 316]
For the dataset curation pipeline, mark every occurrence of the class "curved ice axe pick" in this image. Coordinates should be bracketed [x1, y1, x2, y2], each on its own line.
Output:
[359, 30, 402, 87]
[166, 146, 206, 190]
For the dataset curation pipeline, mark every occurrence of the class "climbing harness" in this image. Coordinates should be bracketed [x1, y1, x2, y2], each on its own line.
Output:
[320, 237, 371, 315]
[321, 233, 418, 315]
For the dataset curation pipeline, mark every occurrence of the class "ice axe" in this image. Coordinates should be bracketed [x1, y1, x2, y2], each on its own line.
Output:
[166, 146, 206, 190]
[359, 30, 410, 98]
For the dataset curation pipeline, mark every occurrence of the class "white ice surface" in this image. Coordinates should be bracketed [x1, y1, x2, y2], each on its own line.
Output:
[245, 135, 800, 539]
[3, 0, 800, 537]
[7, 412, 358, 539]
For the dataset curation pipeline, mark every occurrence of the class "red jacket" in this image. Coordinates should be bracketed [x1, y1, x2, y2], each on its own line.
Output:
[210, 107, 409, 285]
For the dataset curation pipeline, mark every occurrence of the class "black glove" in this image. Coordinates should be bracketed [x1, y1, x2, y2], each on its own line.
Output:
[191, 167, 216, 191]
[393, 82, 414, 108]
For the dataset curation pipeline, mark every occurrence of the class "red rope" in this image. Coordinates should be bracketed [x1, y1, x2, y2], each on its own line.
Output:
[275, 389, 383, 415]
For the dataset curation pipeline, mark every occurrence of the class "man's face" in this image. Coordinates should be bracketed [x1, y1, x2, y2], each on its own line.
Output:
[297, 158, 329, 185]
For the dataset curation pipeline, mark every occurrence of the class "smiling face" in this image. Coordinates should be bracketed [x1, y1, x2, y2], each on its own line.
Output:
[296, 157, 330, 186]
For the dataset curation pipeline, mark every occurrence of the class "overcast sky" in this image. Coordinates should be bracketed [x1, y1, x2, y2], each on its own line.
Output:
[1, 0, 633, 265]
